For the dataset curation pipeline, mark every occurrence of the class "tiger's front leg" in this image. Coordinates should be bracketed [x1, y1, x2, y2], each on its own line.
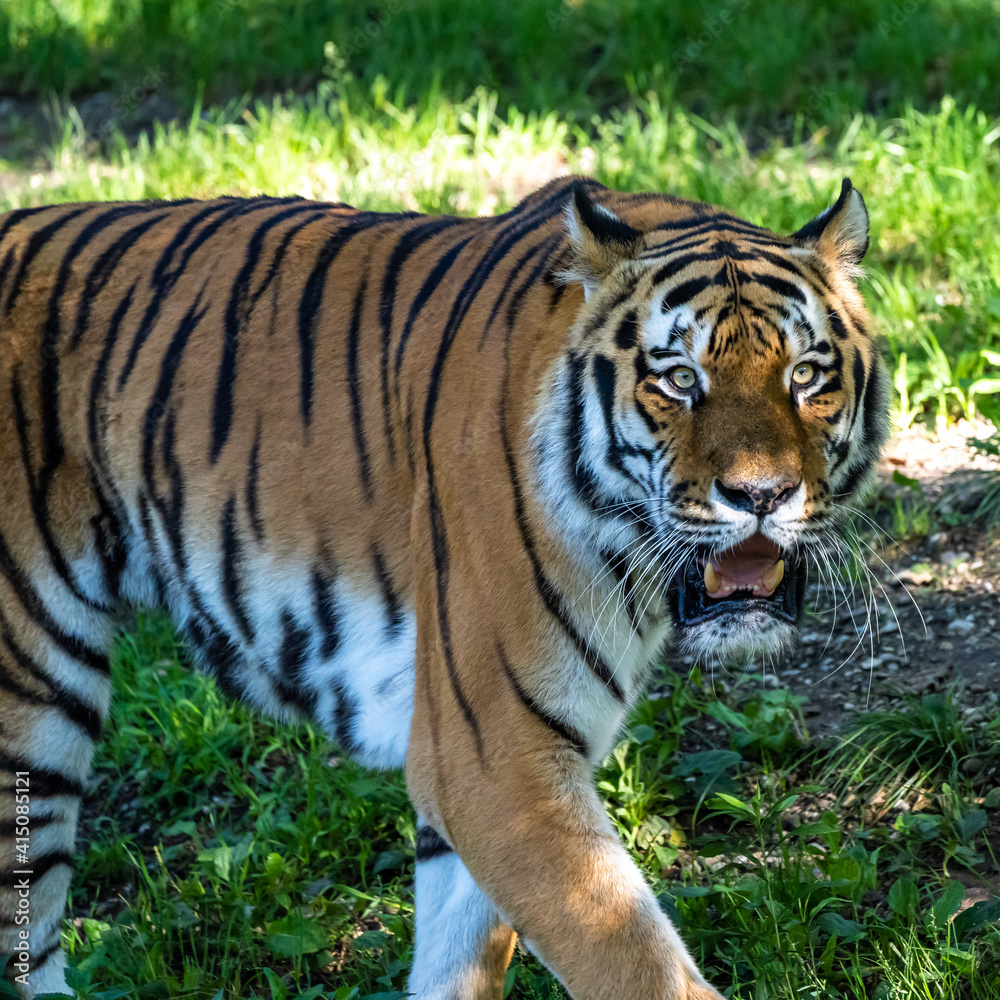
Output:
[405, 545, 723, 1000]
[406, 669, 722, 1000]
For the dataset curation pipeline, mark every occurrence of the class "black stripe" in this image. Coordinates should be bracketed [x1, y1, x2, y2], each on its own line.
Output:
[346, 269, 374, 499]
[393, 235, 477, 388]
[478, 238, 545, 349]
[0, 245, 15, 301]
[415, 825, 453, 862]
[372, 548, 404, 638]
[861, 352, 886, 447]
[331, 676, 360, 755]
[0, 850, 73, 882]
[141, 283, 210, 580]
[86, 285, 136, 550]
[298, 212, 404, 426]
[751, 270, 807, 304]
[212, 202, 317, 463]
[89, 476, 127, 604]
[221, 495, 254, 643]
[245, 419, 265, 541]
[35, 206, 160, 609]
[24, 939, 62, 971]
[9, 370, 104, 609]
[604, 548, 643, 636]
[118, 199, 276, 390]
[660, 275, 712, 312]
[379, 217, 466, 458]
[652, 212, 776, 238]
[498, 643, 588, 756]
[0, 521, 109, 675]
[651, 251, 714, 286]
[566, 354, 602, 511]
[847, 351, 867, 443]
[311, 567, 341, 659]
[592, 354, 647, 490]
[252, 210, 327, 319]
[0, 751, 84, 798]
[0, 812, 61, 837]
[824, 310, 847, 341]
[71, 212, 171, 348]
[183, 605, 242, 699]
[275, 609, 316, 714]
[615, 309, 639, 350]
[504, 234, 563, 333]
[0, 205, 56, 247]
[158, 406, 188, 576]
[0, 615, 103, 740]
[3, 206, 91, 315]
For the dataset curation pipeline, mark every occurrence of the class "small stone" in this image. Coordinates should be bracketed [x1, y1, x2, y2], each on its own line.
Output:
[843, 702, 856, 711]
[941, 550, 971, 566]
[948, 617, 975, 633]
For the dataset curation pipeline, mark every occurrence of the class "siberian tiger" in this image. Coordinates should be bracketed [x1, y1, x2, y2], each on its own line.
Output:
[0, 175, 887, 998]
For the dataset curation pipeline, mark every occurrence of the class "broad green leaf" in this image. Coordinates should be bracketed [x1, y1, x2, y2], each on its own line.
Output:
[817, 911, 867, 943]
[266, 913, 329, 956]
[957, 809, 988, 844]
[953, 897, 1000, 939]
[932, 881, 965, 925]
[353, 930, 391, 950]
[887, 876, 919, 918]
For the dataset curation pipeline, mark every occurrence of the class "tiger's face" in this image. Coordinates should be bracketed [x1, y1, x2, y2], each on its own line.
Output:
[560, 180, 889, 664]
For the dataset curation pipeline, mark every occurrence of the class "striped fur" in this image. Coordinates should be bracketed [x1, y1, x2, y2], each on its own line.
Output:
[0, 177, 886, 998]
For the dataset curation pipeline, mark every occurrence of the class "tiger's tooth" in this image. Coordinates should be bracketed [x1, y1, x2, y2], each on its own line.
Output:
[762, 559, 785, 593]
[704, 562, 720, 595]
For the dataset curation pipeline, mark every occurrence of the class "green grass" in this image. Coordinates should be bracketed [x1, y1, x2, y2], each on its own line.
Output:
[3, 0, 1000, 124]
[2, 2, 1000, 995]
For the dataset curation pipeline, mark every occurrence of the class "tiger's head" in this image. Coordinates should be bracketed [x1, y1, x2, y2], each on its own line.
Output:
[550, 179, 889, 665]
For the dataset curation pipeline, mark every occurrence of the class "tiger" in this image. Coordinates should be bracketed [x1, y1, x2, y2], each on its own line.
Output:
[0, 174, 887, 999]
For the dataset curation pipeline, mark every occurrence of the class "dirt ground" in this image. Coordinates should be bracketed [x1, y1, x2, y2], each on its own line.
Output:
[686, 421, 1000, 734]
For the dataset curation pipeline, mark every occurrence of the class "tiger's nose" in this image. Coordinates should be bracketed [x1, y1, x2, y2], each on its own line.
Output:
[714, 478, 799, 516]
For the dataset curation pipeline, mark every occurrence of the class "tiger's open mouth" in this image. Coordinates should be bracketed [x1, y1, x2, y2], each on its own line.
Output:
[669, 534, 805, 629]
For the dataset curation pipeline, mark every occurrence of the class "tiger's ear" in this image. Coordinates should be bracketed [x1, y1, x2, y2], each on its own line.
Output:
[564, 185, 644, 300]
[791, 177, 870, 273]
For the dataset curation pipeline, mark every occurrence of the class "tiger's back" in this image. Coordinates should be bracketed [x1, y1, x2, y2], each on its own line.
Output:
[0, 178, 886, 999]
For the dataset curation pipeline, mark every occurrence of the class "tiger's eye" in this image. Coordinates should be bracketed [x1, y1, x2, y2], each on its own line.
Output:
[792, 362, 816, 386]
[668, 366, 697, 391]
